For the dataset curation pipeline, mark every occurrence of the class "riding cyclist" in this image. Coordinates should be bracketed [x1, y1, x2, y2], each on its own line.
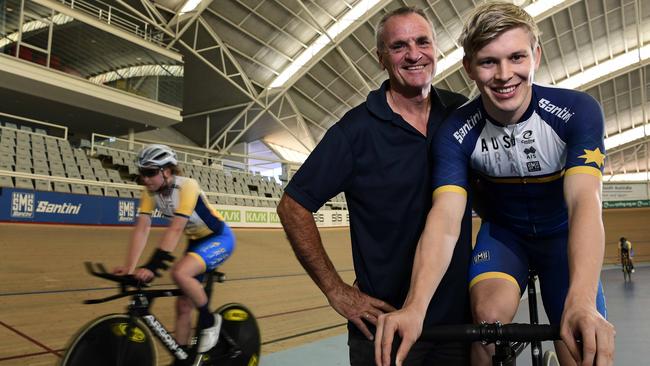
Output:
[113, 144, 235, 362]
[618, 237, 635, 273]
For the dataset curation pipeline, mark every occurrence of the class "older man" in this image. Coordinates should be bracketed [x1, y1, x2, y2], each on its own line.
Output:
[277, 7, 471, 366]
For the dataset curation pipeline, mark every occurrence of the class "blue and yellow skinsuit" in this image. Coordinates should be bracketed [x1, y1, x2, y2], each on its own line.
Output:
[138, 176, 234, 271]
[432, 83, 606, 323]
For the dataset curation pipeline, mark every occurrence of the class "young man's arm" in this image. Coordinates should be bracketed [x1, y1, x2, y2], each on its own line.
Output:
[374, 190, 466, 366]
[562, 173, 615, 366]
[277, 194, 395, 341]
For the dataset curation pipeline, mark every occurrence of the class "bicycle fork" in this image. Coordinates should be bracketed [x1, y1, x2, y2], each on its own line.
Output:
[527, 272, 543, 366]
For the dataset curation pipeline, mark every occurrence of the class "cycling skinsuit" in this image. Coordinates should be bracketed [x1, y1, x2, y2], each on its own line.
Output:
[432, 83, 607, 323]
[138, 175, 234, 271]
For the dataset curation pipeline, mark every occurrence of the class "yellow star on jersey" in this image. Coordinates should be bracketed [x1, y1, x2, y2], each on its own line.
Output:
[578, 147, 605, 167]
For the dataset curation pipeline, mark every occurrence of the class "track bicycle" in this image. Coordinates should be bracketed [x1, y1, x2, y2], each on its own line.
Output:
[60, 262, 261, 366]
[421, 270, 560, 366]
[621, 252, 633, 282]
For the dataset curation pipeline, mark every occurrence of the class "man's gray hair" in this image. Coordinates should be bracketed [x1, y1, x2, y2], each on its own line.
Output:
[375, 7, 436, 52]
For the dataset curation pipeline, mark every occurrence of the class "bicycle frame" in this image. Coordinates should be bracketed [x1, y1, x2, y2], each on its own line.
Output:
[490, 270, 546, 365]
[128, 291, 191, 361]
[82, 262, 221, 363]
[419, 269, 562, 366]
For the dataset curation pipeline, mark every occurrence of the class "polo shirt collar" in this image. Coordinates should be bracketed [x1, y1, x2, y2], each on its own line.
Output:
[366, 80, 449, 136]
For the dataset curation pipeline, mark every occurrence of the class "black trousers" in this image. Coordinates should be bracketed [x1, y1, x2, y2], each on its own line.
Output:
[348, 332, 470, 366]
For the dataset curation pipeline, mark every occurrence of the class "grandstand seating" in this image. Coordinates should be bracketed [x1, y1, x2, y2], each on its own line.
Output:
[0, 121, 349, 210]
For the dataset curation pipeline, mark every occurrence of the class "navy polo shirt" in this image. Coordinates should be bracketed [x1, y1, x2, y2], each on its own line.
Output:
[284, 80, 473, 334]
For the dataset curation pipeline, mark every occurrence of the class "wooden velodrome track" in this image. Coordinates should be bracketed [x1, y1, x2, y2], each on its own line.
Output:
[1, 208, 649, 365]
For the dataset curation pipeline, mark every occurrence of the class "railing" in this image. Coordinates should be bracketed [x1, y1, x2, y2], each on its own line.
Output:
[90, 132, 295, 172]
[0, 169, 280, 203]
[0, 111, 68, 139]
[60, 0, 166, 46]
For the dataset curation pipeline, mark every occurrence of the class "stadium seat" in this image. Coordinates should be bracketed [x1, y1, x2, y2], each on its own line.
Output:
[0, 176, 13, 187]
[87, 186, 103, 196]
[71, 184, 87, 195]
[15, 178, 34, 190]
[53, 182, 71, 193]
[34, 179, 52, 192]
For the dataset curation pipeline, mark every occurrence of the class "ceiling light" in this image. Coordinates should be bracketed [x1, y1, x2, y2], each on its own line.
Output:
[266, 141, 308, 163]
[605, 123, 650, 150]
[557, 44, 650, 89]
[180, 0, 202, 14]
[269, 0, 381, 88]
[604, 172, 650, 182]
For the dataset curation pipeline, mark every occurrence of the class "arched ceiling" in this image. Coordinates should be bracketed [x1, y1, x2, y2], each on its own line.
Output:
[3, 0, 649, 179]
[168, 0, 650, 180]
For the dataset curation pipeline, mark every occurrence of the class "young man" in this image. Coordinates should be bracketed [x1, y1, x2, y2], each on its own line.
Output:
[114, 144, 235, 360]
[277, 7, 472, 365]
[375, 2, 615, 366]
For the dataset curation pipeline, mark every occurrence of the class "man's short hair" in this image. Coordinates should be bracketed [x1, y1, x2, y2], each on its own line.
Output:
[459, 1, 540, 61]
[375, 6, 436, 52]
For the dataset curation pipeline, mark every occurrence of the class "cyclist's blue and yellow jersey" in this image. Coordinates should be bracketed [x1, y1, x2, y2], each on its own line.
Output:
[138, 176, 226, 240]
[432, 83, 606, 236]
[433, 84, 608, 323]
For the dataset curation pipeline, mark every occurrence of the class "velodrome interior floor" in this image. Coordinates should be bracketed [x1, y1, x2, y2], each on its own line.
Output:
[1, 208, 648, 365]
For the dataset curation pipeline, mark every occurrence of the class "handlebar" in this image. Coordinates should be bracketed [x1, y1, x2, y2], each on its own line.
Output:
[420, 322, 560, 343]
[82, 262, 227, 305]
[85, 262, 146, 288]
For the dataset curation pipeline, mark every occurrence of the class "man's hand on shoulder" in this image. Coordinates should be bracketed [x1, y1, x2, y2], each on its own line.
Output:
[325, 283, 396, 341]
[560, 296, 615, 366]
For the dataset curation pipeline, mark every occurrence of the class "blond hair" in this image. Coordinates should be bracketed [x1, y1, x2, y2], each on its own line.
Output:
[459, 1, 540, 61]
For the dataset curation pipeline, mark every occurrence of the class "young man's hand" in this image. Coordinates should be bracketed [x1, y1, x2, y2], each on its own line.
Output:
[560, 297, 615, 366]
[374, 307, 425, 366]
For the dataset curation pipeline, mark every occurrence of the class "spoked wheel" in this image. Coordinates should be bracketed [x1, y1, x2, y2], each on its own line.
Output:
[543, 350, 560, 366]
[60, 314, 157, 366]
[202, 303, 261, 366]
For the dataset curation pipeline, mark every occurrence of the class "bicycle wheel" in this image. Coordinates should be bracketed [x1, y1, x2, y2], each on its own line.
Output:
[543, 350, 560, 366]
[203, 303, 261, 366]
[60, 314, 157, 366]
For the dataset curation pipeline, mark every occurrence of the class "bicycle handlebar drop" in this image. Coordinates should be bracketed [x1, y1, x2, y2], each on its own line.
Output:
[84, 262, 146, 288]
[82, 262, 227, 305]
[420, 322, 560, 343]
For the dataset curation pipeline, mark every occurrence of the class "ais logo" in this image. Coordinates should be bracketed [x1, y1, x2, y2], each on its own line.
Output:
[118, 200, 136, 222]
[11, 192, 34, 218]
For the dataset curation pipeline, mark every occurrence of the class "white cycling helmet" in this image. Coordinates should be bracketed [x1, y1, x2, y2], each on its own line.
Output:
[136, 144, 178, 168]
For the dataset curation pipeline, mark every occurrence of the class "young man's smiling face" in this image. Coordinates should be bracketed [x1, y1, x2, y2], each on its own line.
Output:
[378, 13, 437, 96]
[463, 26, 541, 125]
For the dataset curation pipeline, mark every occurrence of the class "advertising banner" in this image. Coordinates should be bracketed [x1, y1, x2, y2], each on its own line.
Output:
[602, 183, 649, 202]
[0, 188, 349, 228]
[215, 205, 349, 228]
[0, 188, 168, 225]
[602, 183, 650, 209]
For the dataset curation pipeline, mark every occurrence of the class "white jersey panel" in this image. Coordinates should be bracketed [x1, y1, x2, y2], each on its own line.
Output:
[470, 112, 566, 178]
